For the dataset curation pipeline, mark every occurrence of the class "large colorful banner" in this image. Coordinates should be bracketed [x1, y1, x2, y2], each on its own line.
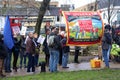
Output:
[62, 11, 104, 46]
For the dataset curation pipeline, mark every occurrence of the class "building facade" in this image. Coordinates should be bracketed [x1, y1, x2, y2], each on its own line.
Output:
[74, 0, 120, 26]
[74, 2, 96, 11]
[98, 0, 120, 25]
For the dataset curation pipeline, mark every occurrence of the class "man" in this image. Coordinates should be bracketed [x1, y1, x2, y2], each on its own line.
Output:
[43, 29, 50, 66]
[0, 34, 7, 77]
[74, 46, 81, 63]
[48, 27, 61, 72]
[104, 24, 112, 61]
[26, 32, 35, 72]
[33, 33, 40, 67]
[102, 28, 112, 68]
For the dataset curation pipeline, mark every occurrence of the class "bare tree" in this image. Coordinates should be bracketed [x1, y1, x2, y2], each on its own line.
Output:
[35, 0, 51, 35]
[98, 0, 119, 24]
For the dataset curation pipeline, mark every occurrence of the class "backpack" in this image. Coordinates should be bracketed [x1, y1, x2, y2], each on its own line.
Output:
[47, 35, 55, 47]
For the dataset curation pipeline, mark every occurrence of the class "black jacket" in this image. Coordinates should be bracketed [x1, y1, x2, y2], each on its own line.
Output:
[12, 37, 21, 52]
[102, 29, 112, 50]
[43, 35, 49, 54]
[0, 41, 7, 59]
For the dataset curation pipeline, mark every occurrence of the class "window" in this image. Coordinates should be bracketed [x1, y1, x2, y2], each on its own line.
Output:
[103, 12, 105, 19]
[117, 11, 120, 21]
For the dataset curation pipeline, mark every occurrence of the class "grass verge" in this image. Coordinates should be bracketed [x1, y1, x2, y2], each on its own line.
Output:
[1, 69, 120, 80]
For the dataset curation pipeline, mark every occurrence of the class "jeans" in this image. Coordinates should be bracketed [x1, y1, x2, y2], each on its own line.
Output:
[20, 50, 27, 68]
[102, 49, 109, 67]
[35, 54, 39, 66]
[107, 45, 111, 61]
[4, 49, 12, 72]
[62, 52, 69, 67]
[49, 50, 59, 72]
[27, 53, 35, 72]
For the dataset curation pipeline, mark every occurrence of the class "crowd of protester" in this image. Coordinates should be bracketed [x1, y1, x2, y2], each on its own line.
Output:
[1, 23, 120, 77]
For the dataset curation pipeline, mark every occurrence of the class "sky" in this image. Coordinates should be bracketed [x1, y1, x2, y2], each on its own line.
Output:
[36, 0, 96, 8]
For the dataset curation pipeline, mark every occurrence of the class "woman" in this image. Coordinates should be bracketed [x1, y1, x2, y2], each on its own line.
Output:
[12, 34, 21, 72]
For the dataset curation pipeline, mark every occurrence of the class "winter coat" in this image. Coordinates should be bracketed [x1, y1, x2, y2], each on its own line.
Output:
[43, 35, 49, 54]
[102, 29, 112, 50]
[0, 41, 7, 59]
[26, 37, 35, 54]
[61, 37, 70, 53]
[48, 32, 61, 50]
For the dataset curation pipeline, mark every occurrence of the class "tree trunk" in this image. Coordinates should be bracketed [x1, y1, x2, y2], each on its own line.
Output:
[108, 0, 110, 24]
[35, 0, 51, 35]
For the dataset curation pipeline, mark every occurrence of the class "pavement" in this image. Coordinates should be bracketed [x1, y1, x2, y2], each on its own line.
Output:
[5, 61, 120, 77]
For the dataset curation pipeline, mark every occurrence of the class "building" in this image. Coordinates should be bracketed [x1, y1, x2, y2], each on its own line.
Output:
[98, 0, 120, 25]
[74, 2, 96, 11]
[74, 0, 120, 26]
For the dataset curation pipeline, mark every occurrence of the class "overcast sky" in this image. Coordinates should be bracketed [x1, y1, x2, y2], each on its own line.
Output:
[36, 0, 96, 8]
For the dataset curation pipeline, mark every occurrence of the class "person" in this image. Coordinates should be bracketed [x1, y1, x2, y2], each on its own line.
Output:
[61, 33, 70, 68]
[26, 32, 35, 72]
[58, 31, 64, 65]
[0, 34, 7, 77]
[114, 25, 120, 46]
[102, 28, 112, 68]
[105, 25, 112, 61]
[19, 35, 27, 68]
[110, 43, 120, 63]
[43, 29, 50, 66]
[12, 34, 21, 72]
[48, 27, 61, 72]
[4, 43, 13, 73]
[33, 33, 40, 67]
[74, 46, 81, 63]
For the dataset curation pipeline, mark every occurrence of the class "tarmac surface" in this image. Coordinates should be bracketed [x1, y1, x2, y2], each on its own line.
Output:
[5, 60, 120, 77]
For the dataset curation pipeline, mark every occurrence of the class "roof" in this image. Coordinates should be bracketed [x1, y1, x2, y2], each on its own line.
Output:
[1, 6, 61, 16]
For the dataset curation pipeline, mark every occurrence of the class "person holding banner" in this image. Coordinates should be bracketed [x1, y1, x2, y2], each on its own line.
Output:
[74, 46, 81, 63]
[58, 31, 64, 65]
[4, 16, 14, 73]
[61, 33, 70, 68]
[102, 27, 112, 68]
